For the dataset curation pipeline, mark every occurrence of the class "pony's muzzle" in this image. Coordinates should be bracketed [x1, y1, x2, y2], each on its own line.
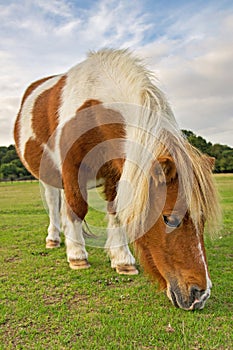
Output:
[167, 283, 212, 310]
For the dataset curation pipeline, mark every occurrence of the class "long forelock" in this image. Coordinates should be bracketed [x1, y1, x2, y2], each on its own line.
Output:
[184, 145, 221, 236]
[115, 108, 220, 240]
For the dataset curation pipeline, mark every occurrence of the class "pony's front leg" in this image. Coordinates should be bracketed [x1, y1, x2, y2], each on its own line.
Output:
[62, 168, 90, 270]
[105, 214, 138, 275]
[64, 214, 90, 270]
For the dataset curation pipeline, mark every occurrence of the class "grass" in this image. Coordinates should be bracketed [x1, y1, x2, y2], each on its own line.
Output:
[0, 176, 232, 349]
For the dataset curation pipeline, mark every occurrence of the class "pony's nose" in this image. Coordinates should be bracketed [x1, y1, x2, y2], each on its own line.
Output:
[189, 286, 211, 310]
[190, 286, 205, 301]
[167, 282, 211, 310]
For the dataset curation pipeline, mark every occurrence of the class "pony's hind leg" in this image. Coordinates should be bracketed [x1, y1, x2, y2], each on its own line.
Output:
[105, 214, 138, 275]
[42, 183, 61, 248]
[61, 192, 90, 270]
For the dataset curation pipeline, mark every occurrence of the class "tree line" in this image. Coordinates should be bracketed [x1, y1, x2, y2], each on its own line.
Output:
[0, 130, 233, 181]
[182, 130, 233, 173]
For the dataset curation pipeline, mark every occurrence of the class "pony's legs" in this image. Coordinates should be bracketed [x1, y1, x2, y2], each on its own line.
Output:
[42, 182, 61, 248]
[105, 214, 138, 275]
[61, 193, 90, 270]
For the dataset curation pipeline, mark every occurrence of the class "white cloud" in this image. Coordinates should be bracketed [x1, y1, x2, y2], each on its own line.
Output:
[0, 0, 233, 147]
[0, 0, 152, 145]
[35, 0, 73, 18]
[138, 7, 233, 146]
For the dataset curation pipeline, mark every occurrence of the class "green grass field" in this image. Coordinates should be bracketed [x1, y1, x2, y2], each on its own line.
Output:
[0, 176, 232, 349]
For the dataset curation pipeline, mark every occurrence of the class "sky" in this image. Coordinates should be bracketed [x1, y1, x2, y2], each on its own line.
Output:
[0, 0, 233, 147]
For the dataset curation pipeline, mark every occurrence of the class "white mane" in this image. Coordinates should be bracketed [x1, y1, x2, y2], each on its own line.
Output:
[87, 49, 185, 236]
[62, 48, 220, 238]
[85, 49, 219, 239]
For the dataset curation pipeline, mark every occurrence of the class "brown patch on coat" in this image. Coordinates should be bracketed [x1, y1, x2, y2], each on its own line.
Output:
[24, 137, 62, 187]
[31, 75, 66, 147]
[77, 99, 101, 111]
[23, 138, 43, 178]
[60, 100, 126, 220]
[134, 237, 167, 289]
[14, 75, 56, 153]
[14, 75, 66, 186]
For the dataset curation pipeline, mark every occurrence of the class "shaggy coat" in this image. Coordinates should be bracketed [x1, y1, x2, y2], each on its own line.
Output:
[14, 49, 220, 310]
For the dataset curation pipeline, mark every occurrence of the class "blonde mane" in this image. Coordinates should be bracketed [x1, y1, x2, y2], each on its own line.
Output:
[89, 49, 221, 238]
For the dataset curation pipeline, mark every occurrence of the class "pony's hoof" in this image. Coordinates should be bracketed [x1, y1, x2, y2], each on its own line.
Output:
[69, 259, 90, 270]
[46, 240, 60, 248]
[116, 265, 139, 275]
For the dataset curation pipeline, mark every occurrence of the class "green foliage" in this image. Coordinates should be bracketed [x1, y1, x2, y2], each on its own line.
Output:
[0, 145, 33, 181]
[182, 130, 233, 173]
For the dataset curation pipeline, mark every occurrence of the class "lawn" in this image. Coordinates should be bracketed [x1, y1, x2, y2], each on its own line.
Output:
[0, 176, 232, 349]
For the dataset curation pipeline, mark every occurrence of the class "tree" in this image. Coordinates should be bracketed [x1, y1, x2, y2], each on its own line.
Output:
[1, 149, 18, 164]
[182, 130, 212, 154]
[182, 130, 233, 173]
[0, 145, 33, 181]
[0, 146, 8, 160]
[0, 163, 18, 179]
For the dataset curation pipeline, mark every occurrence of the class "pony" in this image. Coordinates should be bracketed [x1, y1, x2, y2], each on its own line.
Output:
[14, 49, 220, 310]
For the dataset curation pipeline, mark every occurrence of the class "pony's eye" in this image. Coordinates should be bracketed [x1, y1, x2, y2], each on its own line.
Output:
[163, 215, 181, 228]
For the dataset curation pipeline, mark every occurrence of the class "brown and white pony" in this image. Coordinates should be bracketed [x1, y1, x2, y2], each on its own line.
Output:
[14, 49, 220, 310]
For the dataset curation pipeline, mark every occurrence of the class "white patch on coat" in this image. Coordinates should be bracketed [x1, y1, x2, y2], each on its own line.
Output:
[18, 75, 61, 160]
[194, 241, 212, 308]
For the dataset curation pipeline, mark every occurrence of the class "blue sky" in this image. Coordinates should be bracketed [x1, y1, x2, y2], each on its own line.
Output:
[0, 0, 233, 146]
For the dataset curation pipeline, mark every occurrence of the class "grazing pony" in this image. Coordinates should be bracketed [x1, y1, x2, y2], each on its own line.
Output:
[14, 49, 220, 310]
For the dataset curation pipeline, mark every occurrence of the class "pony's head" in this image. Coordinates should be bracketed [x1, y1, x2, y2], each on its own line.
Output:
[135, 145, 220, 310]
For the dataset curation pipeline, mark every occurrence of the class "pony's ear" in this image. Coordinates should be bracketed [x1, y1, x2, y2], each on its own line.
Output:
[151, 156, 177, 184]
